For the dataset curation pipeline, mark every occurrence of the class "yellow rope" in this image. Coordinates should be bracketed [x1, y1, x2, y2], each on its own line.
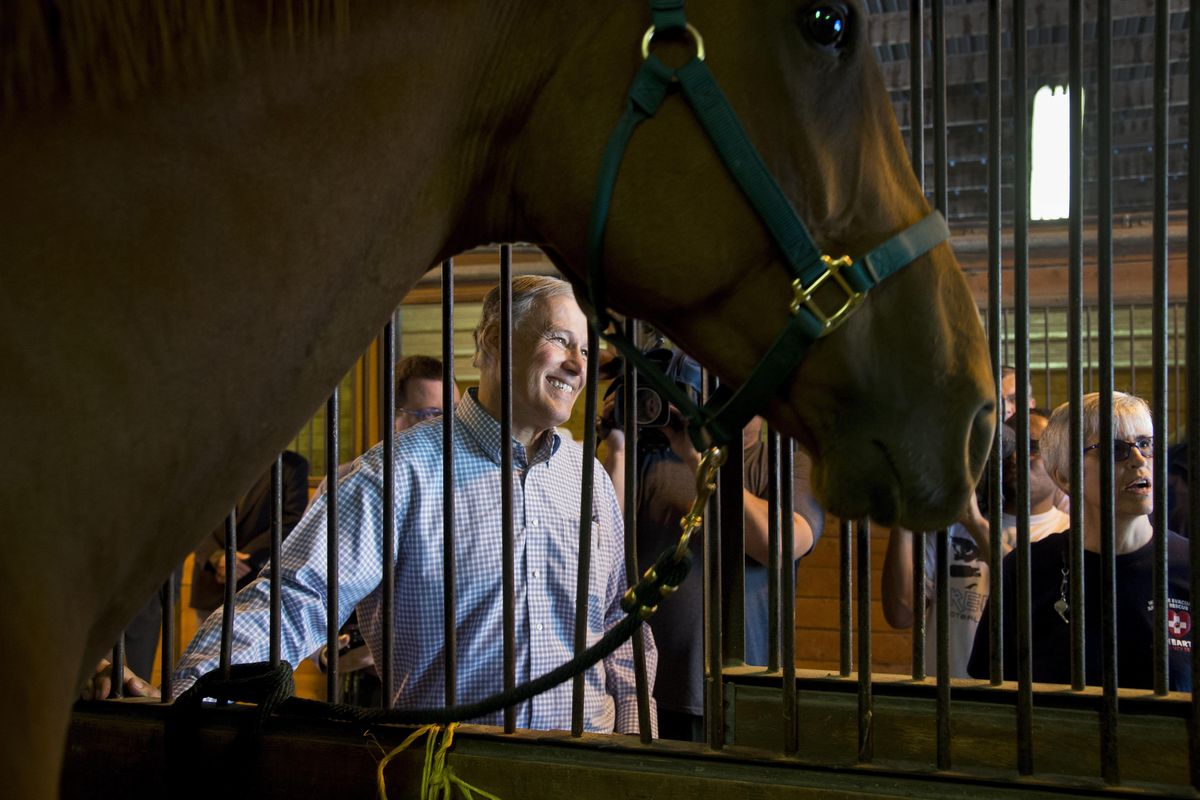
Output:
[376, 723, 502, 800]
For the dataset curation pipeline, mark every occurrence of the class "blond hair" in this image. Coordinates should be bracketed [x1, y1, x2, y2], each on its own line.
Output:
[1040, 391, 1153, 488]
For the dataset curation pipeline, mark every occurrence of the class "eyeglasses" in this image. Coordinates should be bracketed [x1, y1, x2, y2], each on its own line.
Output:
[399, 407, 443, 422]
[1083, 436, 1154, 462]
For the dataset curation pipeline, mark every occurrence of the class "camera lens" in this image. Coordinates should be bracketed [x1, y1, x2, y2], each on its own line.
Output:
[636, 387, 664, 426]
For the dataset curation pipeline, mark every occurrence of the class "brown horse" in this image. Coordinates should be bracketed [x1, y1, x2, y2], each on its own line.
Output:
[0, 1, 993, 795]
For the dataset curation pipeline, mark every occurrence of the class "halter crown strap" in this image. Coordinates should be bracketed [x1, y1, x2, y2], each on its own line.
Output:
[586, 4, 950, 451]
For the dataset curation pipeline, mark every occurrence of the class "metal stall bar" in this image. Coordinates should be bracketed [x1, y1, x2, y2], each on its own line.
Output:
[381, 318, 397, 708]
[986, 0, 1005, 686]
[1045, 309, 1053, 407]
[572, 322, 601, 738]
[704, 369, 724, 750]
[912, 527, 927, 681]
[1097, 0, 1119, 783]
[111, 635, 125, 699]
[326, 390, 340, 703]
[767, 431, 780, 674]
[499, 245, 516, 733]
[1151, 0, 1170, 699]
[909, 0, 923, 184]
[856, 518, 872, 763]
[1189, 0, 1200, 787]
[780, 439, 797, 756]
[720, 422, 745, 666]
[441, 259, 456, 708]
[935, 528, 950, 770]
[270, 455, 283, 668]
[622, 318, 653, 743]
[1012, 0, 1034, 776]
[839, 519, 852, 677]
[1175, 305, 1183, 434]
[160, 569, 176, 702]
[1129, 306, 1138, 397]
[1067, 0, 1086, 694]
[930, 0, 951, 767]
[221, 511, 236, 686]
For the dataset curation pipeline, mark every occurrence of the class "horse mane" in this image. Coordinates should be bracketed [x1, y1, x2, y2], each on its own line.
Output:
[1, 0, 349, 114]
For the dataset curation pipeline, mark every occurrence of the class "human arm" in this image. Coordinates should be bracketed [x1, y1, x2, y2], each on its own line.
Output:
[598, 394, 626, 515]
[742, 447, 824, 565]
[882, 527, 922, 629]
[80, 658, 161, 700]
[171, 454, 395, 698]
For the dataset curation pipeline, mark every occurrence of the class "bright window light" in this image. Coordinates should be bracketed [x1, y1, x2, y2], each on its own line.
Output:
[1030, 85, 1074, 221]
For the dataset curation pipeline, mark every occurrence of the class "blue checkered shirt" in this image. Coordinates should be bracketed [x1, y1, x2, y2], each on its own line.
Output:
[173, 389, 656, 734]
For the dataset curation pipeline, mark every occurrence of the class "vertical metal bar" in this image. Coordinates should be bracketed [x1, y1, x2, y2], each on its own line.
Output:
[621, 319, 652, 743]
[1087, 307, 1094, 393]
[839, 519, 852, 678]
[704, 370, 724, 750]
[572, 322, 601, 738]
[381, 318, 397, 708]
[1174, 304, 1183, 434]
[1151, 0, 1170, 699]
[909, 0, 924, 185]
[110, 635, 125, 699]
[780, 438, 797, 756]
[269, 455, 282, 668]
[1188, 0, 1200, 777]
[932, 0, 947, 216]
[856, 518, 873, 763]
[767, 431, 781, 674]
[936, 528, 951, 770]
[1003, 307, 1010, 367]
[1098, 0, 1120, 782]
[1013, 0, 1034, 776]
[160, 568, 176, 702]
[325, 390, 340, 704]
[221, 511, 236, 684]
[912, 531, 927, 680]
[721, 430, 745, 665]
[1068, 0, 1086, 694]
[499, 246, 516, 733]
[441, 259, 456, 708]
[1045, 308, 1053, 407]
[987, 0, 1005, 687]
[1129, 306, 1139, 397]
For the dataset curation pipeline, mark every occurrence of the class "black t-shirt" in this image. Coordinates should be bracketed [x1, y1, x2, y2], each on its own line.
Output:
[967, 530, 1192, 691]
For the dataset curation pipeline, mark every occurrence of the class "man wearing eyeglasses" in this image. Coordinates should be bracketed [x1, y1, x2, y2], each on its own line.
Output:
[968, 391, 1191, 690]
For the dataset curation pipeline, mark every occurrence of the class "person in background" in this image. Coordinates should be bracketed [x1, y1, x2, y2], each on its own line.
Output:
[189, 451, 310, 625]
[883, 410, 1069, 677]
[600, 350, 823, 742]
[967, 392, 1191, 690]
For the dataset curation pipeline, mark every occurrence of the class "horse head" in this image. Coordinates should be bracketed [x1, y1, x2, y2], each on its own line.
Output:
[507, 0, 994, 530]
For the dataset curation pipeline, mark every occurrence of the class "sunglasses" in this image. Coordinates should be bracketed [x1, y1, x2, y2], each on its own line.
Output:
[1083, 436, 1154, 462]
[399, 407, 443, 422]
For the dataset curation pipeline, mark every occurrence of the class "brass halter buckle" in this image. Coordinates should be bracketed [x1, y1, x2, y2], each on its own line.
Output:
[789, 255, 865, 336]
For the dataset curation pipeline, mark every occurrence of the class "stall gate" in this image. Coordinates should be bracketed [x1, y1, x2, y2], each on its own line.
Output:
[66, 0, 1199, 797]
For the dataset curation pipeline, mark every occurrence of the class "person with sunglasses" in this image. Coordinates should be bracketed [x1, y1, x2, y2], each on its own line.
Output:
[968, 392, 1191, 691]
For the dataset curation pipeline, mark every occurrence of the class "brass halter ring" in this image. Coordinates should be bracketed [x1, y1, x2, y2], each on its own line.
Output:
[641, 23, 706, 61]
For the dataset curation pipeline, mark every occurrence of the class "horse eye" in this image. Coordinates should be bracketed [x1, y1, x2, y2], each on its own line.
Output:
[802, 5, 849, 49]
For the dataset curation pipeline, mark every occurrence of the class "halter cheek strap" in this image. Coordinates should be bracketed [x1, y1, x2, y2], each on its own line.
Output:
[586, 5, 950, 451]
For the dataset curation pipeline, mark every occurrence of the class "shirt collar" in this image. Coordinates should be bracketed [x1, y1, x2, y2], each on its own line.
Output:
[458, 388, 560, 468]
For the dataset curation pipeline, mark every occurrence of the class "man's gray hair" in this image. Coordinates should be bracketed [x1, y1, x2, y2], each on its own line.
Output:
[1041, 391, 1153, 488]
[473, 275, 577, 361]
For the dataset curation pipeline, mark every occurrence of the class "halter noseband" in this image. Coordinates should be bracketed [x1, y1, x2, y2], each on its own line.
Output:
[585, 0, 950, 451]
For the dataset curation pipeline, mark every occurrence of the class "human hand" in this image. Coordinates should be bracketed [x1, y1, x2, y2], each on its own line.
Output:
[597, 394, 624, 452]
[213, 551, 252, 584]
[662, 408, 701, 471]
[80, 659, 160, 701]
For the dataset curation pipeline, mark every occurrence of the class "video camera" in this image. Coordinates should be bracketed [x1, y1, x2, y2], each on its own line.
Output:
[602, 348, 702, 449]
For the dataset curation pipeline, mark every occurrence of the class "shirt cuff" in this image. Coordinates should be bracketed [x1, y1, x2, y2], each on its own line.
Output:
[613, 696, 657, 738]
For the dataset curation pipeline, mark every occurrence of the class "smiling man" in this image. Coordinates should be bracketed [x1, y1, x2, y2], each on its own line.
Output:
[96, 276, 656, 736]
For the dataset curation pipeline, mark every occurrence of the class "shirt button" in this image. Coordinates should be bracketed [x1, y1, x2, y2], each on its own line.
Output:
[532, 569, 541, 578]
[536, 623, 544, 632]
[530, 518, 539, 527]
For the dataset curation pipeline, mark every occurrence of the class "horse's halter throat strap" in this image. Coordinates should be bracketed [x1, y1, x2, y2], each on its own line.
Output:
[586, 5, 950, 451]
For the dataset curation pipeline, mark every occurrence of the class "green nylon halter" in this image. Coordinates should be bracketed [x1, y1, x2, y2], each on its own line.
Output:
[586, 1, 951, 451]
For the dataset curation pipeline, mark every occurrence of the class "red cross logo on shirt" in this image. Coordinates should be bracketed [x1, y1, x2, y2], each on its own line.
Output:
[1168, 609, 1191, 637]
